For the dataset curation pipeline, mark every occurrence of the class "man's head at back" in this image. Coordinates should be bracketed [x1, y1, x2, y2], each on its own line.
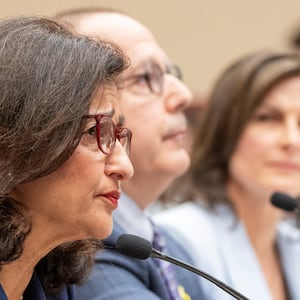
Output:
[56, 8, 192, 208]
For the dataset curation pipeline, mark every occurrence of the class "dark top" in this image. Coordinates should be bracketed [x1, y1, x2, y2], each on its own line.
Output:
[0, 271, 75, 300]
[75, 221, 204, 299]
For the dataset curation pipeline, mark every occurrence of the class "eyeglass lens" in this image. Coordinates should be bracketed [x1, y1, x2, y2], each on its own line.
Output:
[145, 62, 183, 95]
[98, 116, 115, 154]
[116, 127, 132, 155]
[97, 115, 131, 155]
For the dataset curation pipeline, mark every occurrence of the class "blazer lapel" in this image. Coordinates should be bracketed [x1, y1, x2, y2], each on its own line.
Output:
[214, 205, 272, 300]
[277, 221, 300, 300]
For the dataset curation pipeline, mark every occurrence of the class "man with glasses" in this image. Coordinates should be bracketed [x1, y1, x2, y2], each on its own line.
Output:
[56, 8, 204, 300]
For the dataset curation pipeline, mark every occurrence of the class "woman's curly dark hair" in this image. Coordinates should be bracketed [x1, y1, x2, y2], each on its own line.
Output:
[0, 197, 31, 265]
[0, 16, 129, 295]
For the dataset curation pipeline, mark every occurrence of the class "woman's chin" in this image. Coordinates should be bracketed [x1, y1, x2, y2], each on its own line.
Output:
[167, 152, 191, 176]
[78, 219, 114, 241]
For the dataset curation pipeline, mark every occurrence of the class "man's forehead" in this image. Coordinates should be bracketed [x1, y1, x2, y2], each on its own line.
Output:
[77, 13, 151, 43]
[76, 13, 169, 71]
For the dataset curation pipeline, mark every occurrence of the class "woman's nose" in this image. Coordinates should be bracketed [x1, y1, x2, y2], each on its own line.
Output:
[282, 119, 300, 148]
[105, 141, 134, 180]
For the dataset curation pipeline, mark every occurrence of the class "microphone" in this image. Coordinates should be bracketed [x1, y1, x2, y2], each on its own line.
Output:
[271, 192, 298, 212]
[270, 192, 300, 228]
[114, 234, 250, 300]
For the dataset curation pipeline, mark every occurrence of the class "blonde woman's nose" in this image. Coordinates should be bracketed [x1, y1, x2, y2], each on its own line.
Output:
[282, 119, 300, 147]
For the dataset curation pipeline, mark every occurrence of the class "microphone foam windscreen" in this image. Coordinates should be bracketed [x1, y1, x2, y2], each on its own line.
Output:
[270, 192, 298, 212]
[115, 234, 152, 260]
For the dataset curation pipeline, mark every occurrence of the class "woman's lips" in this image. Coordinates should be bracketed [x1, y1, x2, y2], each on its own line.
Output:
[268, 161, 300, 171]
[100, 191, 121, 208]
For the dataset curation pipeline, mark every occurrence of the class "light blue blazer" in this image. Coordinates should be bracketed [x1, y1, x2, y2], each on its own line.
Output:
[155, 202, 300, 300]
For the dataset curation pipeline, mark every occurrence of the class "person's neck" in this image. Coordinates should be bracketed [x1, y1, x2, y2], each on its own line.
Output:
[227, 183, 283, 252]
[0, 217, 74, 300]
[122, 176, 173, 210]
[0, 257, 35, 300]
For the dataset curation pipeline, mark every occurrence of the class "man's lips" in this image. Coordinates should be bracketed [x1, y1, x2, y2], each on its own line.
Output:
[162, 129, 187, 141]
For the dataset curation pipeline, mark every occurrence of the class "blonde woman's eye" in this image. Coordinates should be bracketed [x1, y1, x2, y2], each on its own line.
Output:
[254, 113, 280, 122]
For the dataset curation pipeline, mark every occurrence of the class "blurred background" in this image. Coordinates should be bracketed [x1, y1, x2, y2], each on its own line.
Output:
[2, 0, 300, 98]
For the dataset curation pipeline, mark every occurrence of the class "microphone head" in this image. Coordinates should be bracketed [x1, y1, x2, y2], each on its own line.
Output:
[115, 234, 152, 260]
[270, 192, 298, 212]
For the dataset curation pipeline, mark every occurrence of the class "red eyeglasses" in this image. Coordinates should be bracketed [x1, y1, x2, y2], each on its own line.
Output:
[84, 114, 132, 155]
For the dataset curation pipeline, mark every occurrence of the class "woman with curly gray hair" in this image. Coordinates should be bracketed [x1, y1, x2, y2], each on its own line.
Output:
[0, 16, 133, 300]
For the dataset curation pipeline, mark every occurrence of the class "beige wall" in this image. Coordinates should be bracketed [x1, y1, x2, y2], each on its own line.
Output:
[2, 0, 300, 96]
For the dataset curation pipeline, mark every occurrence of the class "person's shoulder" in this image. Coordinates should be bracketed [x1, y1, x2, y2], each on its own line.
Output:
[0, 285, 8, 300]
[96, 223, 155, 276]
[49, 285, 76, 300]
[153, 202, 220, 252]
[154, 201, 213, 228]
[77, 226, 170, 300]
